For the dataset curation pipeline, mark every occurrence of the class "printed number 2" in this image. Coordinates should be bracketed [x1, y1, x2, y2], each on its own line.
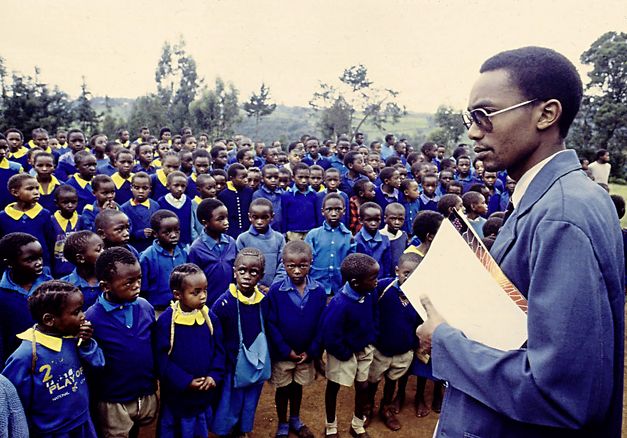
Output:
[39, 364, 52, 383]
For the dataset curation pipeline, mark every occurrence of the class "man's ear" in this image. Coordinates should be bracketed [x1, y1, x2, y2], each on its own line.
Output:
[41, 312, 55, 328]
[536, 99, 562, 131]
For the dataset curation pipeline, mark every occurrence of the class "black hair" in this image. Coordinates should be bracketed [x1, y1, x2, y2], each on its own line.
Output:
[235, 247, 265, 271]
[197, 198, 225, 223]
[322, 192, 345, 208]
[596, 149, 609, 160]
[136, 142, 153, 153]
[412, 211, 444, 241]
[33, 151, 55, 164]
[400, 178, 417, 193]
[211, 169, 227, 179]
[74, 150, 95, 166]
[292, 163, 309, 175]
[353, 179, 372, 198]
[325, 167, 340, 176]
[341, 253, 377, 283]
[94, 209, 126, 233]
[227, 163, 246, 180]
[28, 280, 81, 322]
[166, 170, 187, 185]
[483, 217, 504, 238]
[89, 133, 107, 147]
[359, 201, 382, 219]
[210, 145, 227, 160]
[192, 148, 211, 160]
[437, 194, 463, 216]
[385, 202, 405, 216]
[384, 134, 395, 143]
[160, 127, 171, 137]
[309, 164, 324, 174]
[421, 142, 437, 154]
[115, 149, 134, 161]
[54, 184, 78, 201]
[162, 151, 181, 164]
[105, 141, 120, 154]
[462, 191, 485, 211]
[480, 47, 582, 138]
[63, 230, 99, 265]
[92, 174, 114, 192]
[448, 181, 464, 192]
[282, 240, 313, 259]
[610, 194, 625, 220]
[7, 173, 36, 192]
[261, 164, 279, 176]
[31, 127, 48, 138]
[236, 147, 252, 162]
[384, 156, 401, 167]
[131, 172, 151, 184]
[250, 197, 273, 212]
[0, 232, 38, 267]
[422, 172, 438, 183]
[343, 151, 362, 167]
[66, 128, 84, 140]
[169, 263, 204, 292]
[95, 247, 138, 282]
[196, 173, 215, 186]
[150, 209, 179, 232]
[4, 128, 24, 140]
[379, 167, 398, 184]
[398, 252, 423, 268]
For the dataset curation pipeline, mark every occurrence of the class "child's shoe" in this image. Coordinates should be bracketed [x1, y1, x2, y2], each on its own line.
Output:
[379, 405, 401, 431]
[325, 417, 338, 438]
[349, 415, 370, 438]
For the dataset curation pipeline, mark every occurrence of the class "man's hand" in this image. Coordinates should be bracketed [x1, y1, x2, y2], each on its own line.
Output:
[415, 296, 446, 356]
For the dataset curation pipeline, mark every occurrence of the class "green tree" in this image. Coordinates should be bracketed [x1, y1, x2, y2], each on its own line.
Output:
[127, 94, 168, 136]
[309, 64, 406, 140]
[243, 83, 276, 139]
[190, 77, 241, 138]
[74, 77, 100, 136]
[428, 105, 465, 147]
[569, 31, 627, 178]
[101, 95, 119, 138]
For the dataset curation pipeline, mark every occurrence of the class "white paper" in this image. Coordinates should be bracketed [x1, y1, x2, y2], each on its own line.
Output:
[401, 219, 528, 351]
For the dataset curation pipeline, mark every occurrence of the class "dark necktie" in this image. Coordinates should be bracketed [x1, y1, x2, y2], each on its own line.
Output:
[502, 201, 515, 224]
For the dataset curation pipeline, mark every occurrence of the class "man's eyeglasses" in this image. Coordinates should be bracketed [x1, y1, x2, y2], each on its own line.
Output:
[462, 99, 537, 132]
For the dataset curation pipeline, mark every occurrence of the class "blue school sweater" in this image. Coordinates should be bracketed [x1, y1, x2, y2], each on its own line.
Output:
[132, 163, 157, 175]
[61, 269, 101, 309]
[280, 185, 318, 233]
[37, 176, 62, 213]
[339, 173, 368, 197]
[65, 174, 95, 213]
[355, 227, 392, 278]
[55, 153, 78, 182]
[374, 278, 421, 357]
[235, 226, 285, 288]
[328, 155, 348, 175]
[218, 182, 253, 238]
[402, 199, 420, 235]
[158, 194, 194, 246]
[96, 162, 116, 177]
[77, 202, 120, 232]
[418, 193, 440, 212]
[266, 277, 327, 360]
[139, 241, 188, 309]
[455, 173, 482, 193]
[315, 189, 350, 228]
[154, 306, 225, 417]
[0, 268, 53, 364]
[186, 173, 198, 199]
[0, 159, 23, 210]
[8, 147, 29, 171]
[303, 154, 331, 170]
[150, 169, 170, 201]
[0, 203, 55, 267]
[111, 172, 134, 206]
[252, 185, 283, 231]
[380, 227, 408, 269]
[2, 329, 105, 436]
[85, 296, 157, 402]
[120, 198, 160, 253]
[50, 211, 80, 278]
[211, 286, 269, 370]
[374, 186, 404, 212]
[189, 232, 237, 306]
[321, 283, 378, 361]
[305, 222, 355, 295]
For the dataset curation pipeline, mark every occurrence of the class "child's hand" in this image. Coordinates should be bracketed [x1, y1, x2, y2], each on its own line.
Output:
[288, 350, 301, 362]
[143, 228, 153, 238]
[297, 352, 309, 364]
[258, 285, 269, 294]
[199, 376, 216, 390]
[188, 377, 207, 390]
[102, 200, 117, 210]
[77, 321, 93, 345]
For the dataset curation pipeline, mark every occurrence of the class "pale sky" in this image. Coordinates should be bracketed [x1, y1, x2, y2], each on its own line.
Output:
[1, 0, 625, 112]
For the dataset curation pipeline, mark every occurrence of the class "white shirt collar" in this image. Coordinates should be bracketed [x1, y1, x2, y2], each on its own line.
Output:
[511, 149, 568, 208]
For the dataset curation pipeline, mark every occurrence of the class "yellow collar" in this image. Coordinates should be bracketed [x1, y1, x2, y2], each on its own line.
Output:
[404, 245, 425, 257]
[38, 175, 61, 195]
[317, 184, 326, 192]
[72, 173, 91, 189]
[53, 210, 79, 230]
[226, 181, 237, 192]
[17, 328, 73, 352]
[229, 283, 264, 305]
[4, 203, 43, 220]
[170, 302, 212, 329]
[193, 195, 202, 204]
[130, 199, 150, 207]
[9, 147, 28, 159]
[156, 168, 168, 187]
[190, 173, 197, 182]
[111, 172, 134, 189]
[152, 158, 162, 167]
[28, 140, 51, 153]
[0, 158, 9, 169]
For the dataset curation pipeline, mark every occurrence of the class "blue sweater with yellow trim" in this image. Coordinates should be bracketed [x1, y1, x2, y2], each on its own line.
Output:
[0, 160, 22, 210]
[0, 203, 55, 267]
[50, 211, 80, 278]
[112, 172, 134, 206]
[65, 175, 95, 213]
[120, 199, 160, 253]
[158, 195, 194, 245]
[217, 184, 253, 238]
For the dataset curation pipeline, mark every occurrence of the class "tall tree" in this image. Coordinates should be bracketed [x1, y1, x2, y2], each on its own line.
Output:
[190, 77, 241, 138]
[243, 83, 276, 139]
[428, 105, 465, 147]
[74, 77, 100, 136]
[101, 95, 118, 138]
[127, 94, 168, 136]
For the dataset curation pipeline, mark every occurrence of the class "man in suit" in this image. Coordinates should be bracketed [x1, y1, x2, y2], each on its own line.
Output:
[417, 47, 624, 437]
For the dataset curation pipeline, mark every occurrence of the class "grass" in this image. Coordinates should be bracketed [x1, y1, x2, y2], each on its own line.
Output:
[610, 183, 627, 228]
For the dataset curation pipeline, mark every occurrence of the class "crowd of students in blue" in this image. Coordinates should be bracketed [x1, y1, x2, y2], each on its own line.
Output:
[2, 125, 621, 438]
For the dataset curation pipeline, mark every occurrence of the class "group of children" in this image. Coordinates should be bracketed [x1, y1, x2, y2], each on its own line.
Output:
[2, 125, 620, 438]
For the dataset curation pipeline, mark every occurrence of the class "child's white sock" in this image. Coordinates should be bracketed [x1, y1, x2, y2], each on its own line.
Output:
[325, 417, 337, 436]
[351, 414, 366, 434]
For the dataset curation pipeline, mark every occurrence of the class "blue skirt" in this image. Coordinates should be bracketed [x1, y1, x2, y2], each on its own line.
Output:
[35, 417, 97, 438]
[212, 372, 264, 435]
[158, 402, 213, 438]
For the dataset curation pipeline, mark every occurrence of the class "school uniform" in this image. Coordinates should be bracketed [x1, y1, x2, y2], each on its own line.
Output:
[186, 173, 199, 199]
[304, 221, 355, 295]
[0, 374, 28, 438]
[355, 227, 392, 278]
[139, 241, 188, 310]
[120, 198, 160, 253]
[61, 269, 102, 309]
[96, 162, 116, 177]
[211, 285, 270, 435]
[380, 227, 408, 269]
[154, 305, 225, 437]
[454, 173, 482, 193]
[374, 186, 403, 212]
[188, 231, 237, 306]
[402, 199, 420, 235]
[252, 185, 283, 231]
[487, 189, 503, 216]
[37, 176, 62, 213]
[328, 155, 348, 175]
[50, 210, 79, 278]
[303, 154, 331, 170]
[55, 152, 78, 182]
[218, 182, 254, 238]
[236, 226, 285, 288]
[315, 189, 350, 228]
[280, 185, 318, 234]
[2, 329, 105, 437]
[77, 202, 120, 232]
[0, 268, 53, 364]
[339, 173, 368, 198]
[150, 169, 170, 201]
[132, 163, 157, 176]
[111, 172, 134, 206]
[7, 147, 30, 171]
[65, 174, 95, 213]
[467, 216, 487, 239]
[0, 158, 23, 210]
[418, 193, 439, 212]
[0, 203, 55, 267]
[158, 194, 194, 246]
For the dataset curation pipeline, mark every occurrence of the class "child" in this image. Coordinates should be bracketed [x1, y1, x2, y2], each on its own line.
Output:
[437, 194, 464, 219]
[305, 193, 355, 296]
[348, 179, 376, 235]
[218, 163, 254, 238]
[447, 180, 464, 197]
[151, 152, 181, 201]
[400, 179, 420, 235]
[278, 167, 292, 191]
[93, 209, 140, 259]
[0, 135, 24, 209]
[189, 199, 237, 306]
[158, 171, 194, 246]
[266, 241, 327, 438]
[120, 172, 161, 253]
[133, 143, 156, 175]
[454, 155, 481, 193]
[78, 175, 117, 232]
[281, 163, 318, 241]
[322, 253, 379, 438]
[211, 247, 270, 437]
[2, 280, 105, 437]
[405, 211, 444, 258]
[90, 134, 109, 168]
[96, 141, 121, 177]
[86, 247, 158, 437]
[191, 173, 218, 239]
[418, 172, 440, 212]
[179, 150, 194, 177]
[61, 231, 104, 309]
[499, 176, 516, 211]
[380, 203, 408, 269]
[317, 167, 350, 228]
[309, 164, 325, 192]
[65, 150, 97, 212]
[154, 264, 225, 437]
[355, 202, 392, 279]
[253, 164, 283, 231]
[139, 210, 188, 315]
[210, 146, 228, 171]
[0, 233, 54, 363]
[211, 169, 228, 195]
[0, 174, 55, 267]
[366, 253, 422, 430]
[462, 191, 488, 238]
[111, 149, 135, 205]
[55, 129, 86, 182]
[5, 128, 30, 171]
[50, 185, 80, 278]
[32, 152, 60, 213]
[374, 167, 402, 211]
[339, 152, 368, 196]
[151, 141, 170, 169]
